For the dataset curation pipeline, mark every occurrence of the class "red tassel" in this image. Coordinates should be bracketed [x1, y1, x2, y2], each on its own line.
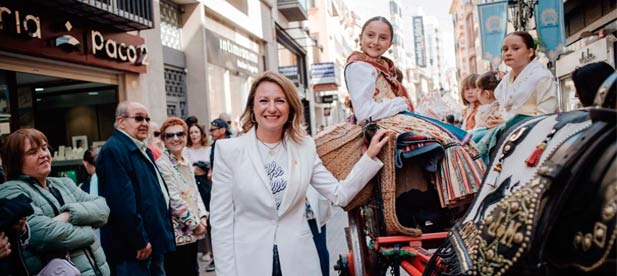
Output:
[525, 146, 544, 167]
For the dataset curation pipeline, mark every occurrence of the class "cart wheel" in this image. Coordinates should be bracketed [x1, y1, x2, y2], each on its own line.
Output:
[346, 207, 384, 276]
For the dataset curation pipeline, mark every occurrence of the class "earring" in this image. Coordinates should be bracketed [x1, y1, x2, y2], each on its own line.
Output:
[251, 113, 257, 123]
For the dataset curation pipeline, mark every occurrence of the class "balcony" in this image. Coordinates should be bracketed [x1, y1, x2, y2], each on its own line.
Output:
[278, 0, 308, 22]
[40, 0, 154, 32]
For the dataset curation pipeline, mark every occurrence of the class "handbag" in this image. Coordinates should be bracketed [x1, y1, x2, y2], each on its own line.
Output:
[38, 255, 81, 276]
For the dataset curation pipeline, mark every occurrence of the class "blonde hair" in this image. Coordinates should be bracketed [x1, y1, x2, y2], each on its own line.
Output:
[239, 71, 307, 143]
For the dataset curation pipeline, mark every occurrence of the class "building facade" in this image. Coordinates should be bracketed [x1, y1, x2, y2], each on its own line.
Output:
[555, 0, 616, 111]
[0, 0, 162, 182]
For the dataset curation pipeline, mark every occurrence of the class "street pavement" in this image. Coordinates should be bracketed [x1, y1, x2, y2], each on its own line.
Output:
[200, 206, 408, 275]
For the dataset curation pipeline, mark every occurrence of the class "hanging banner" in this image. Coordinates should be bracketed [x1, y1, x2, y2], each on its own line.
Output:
[477, 1, 508, 69]
[535, 0, 566, 61]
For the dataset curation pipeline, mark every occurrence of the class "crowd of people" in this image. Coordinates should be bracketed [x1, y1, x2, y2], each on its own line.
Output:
[0, 14, 614, 276]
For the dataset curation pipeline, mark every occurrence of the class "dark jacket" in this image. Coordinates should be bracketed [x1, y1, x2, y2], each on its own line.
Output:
[96, 129, 175, 263]
[0, 194, 32, 276]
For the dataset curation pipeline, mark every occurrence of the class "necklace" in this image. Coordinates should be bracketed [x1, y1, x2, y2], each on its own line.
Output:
[258, 139, 282, 155]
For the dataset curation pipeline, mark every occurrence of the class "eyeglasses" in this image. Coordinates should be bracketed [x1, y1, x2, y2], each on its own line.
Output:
[163, 131, 186, 140]
[125, 115, 151, 123]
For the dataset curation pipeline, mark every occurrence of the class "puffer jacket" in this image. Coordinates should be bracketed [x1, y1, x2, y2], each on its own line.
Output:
[0, 176, 110, 276]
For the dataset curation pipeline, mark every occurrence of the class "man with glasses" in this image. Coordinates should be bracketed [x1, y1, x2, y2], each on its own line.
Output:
[97, 101, 175, 276]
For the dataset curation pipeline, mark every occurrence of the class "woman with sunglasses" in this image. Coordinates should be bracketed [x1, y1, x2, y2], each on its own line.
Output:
[0, 128, 110, 275]
[155, 117, 208, 276]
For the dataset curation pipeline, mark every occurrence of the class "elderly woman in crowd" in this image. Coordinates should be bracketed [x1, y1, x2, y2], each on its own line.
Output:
[0, 128, 110, 275]
[155, 117, 208, 275]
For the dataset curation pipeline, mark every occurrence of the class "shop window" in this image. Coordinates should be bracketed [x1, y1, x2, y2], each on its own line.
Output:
[165, 66, 187, 118]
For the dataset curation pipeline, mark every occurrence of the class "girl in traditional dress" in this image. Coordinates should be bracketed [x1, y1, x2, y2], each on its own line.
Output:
[474, 71, 501, 130]
[475, 31, 558, 165]
[486, 31, 558, 128]
[470, 71, 501, 164]
[344, 16, 485, 207]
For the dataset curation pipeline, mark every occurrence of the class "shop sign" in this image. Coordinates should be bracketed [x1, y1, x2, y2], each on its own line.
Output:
[0, 3, 148, 73]
[321, 95, 336, 104]
[311, 62, 339, 85]
[278, 65, 300, 87]
[556, 38, 609, 77]
[206, 29, 260, 75]
[91, 31, 147, 65]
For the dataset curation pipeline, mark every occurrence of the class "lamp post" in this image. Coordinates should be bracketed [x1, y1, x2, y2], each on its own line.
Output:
[507, 0, 538, 31]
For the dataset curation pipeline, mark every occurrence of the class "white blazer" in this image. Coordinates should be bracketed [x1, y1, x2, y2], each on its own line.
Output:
[306, 185, 332, 232]
[210, 128, 383, 276]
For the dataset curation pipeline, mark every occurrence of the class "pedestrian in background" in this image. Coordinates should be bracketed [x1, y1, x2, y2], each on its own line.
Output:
[148, 121, 164, 161]
[210, 71, 389, 276]
[156, 117, 208, 276]
[571, 61, 615, 108]
[306, 186, 332, 276]
[185, 123, 215, 265]
[79, 146, 100, 195]
[97, 101, 175, 276]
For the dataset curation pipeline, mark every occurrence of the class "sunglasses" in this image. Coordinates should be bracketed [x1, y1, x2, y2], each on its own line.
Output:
[153, 131, 161, 137]
[163, 131, 186, 140]
[209, 128, 220, 132]
[125, 115, 151, 123]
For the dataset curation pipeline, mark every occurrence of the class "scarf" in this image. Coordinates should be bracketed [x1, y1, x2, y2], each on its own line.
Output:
[494, 60, 553, 120]
[346, 51, 414, 111]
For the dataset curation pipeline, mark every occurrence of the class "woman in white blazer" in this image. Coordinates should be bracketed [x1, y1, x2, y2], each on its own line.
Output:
[210, 71, 390, 276]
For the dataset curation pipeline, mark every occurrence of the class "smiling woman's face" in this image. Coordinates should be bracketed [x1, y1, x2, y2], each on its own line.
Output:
[253, 81, 290, 138]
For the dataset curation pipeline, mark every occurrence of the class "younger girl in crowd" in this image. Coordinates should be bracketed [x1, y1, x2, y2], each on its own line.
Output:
[460, 73, 480, 130]
[470, 72, 501, 164]
[474, 71, 501, 129]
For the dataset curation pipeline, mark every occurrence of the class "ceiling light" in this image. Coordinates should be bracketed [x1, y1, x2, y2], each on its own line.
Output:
[35, 88, 44, 91]
[88, 91, 99, 95]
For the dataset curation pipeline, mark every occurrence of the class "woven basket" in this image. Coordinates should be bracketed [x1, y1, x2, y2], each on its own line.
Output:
[315, 123, 422, 236]
[378, 133, 422, 237]
[315, 123, 372, 210]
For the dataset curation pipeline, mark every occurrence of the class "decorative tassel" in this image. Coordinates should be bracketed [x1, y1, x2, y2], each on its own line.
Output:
[526, 141, 547, 167]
